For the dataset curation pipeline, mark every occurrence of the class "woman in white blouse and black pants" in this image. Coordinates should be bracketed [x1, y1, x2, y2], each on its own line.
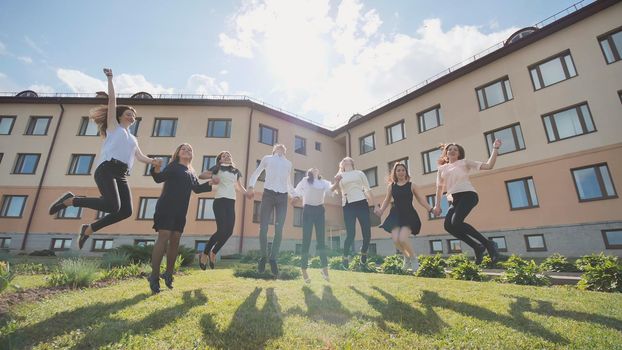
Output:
[332, 157, 375, 269]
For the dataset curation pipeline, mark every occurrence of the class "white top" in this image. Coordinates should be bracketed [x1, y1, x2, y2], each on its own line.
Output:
[337, 170, 371, 206]
[293, 178, 332, 206]
[436, 159, 483, 201]
[212, 166, 241, 200]
[98, 126, 138, 169]
[248, 154, 294, 194]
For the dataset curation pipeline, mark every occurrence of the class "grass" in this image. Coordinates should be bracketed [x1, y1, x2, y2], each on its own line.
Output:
[1, 265, 622, 349]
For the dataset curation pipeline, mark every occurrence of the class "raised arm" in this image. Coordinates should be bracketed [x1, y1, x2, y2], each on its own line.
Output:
[480, 139, 502, 170]
[103, 68, 119, 132]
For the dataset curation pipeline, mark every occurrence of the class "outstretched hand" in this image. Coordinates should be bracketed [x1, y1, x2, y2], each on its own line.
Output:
[493, 139, 503, 149]
[103, 68, 113, 78]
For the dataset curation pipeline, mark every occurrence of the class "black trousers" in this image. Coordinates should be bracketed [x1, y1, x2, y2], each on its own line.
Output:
[300, 204, 328, 268]
[444, 191, 489, 250]
[342, 199, 371, 256]
[73, 161, 132, 232]
[204, 198, 235, 254]
[259, 189, 288, 259]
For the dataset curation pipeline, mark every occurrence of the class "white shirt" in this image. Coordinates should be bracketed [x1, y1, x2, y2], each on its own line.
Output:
[337, 170, 371, 206]
[98, 126, 138, 169]
[437, 159, 483, 201]
[293, 178, 332, 206]
[248, 154, 294, 194]
[212, 166, 241, 200]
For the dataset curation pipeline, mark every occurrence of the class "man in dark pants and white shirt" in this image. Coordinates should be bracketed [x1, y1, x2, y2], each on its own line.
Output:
[246, 144, 294, 276]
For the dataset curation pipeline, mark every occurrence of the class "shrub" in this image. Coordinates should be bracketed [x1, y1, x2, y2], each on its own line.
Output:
[575, 253, 618, 272]
[540, 253, 577, 272]
[577, 259, 622, 293]
[232, 264, 300, 280]
[498, 255, 550, 286]
[449, 260, 485, 281]
[177, 246, 196, 267]
[328, 257, 347, 270]
[99, 263, 148, 281]
[415, 254, 446, 278]
[366, 254, 385, 265]
[348, 255, 377, 273]
[46, 258, 99, 288]
[240, 250, 263, 263]
[445, 254, 470, 268]
[0, 261, 15, 293]
[160, 255, 184, 274]
[14, 262, 50, 275]
[116, 245, 153, 264]
[101, 251, 130, 269]
[380, 254, 407, 275]
[29, 249, 55, 257]
[308, 256, 322, 268]
[276, 251, 302, 267]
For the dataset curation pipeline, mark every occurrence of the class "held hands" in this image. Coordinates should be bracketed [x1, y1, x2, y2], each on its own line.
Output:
[103, 68, 113, 78]
[152, 158, 163, 172]
[290, 196, 301, 206]
[493, 139, 503, 150]
[334, 174, 342, 183]
[211, 176, 221, 185]
[373, 204, 382, 216]
[246, 187, 254, 199]
[432, 206, 441, 217]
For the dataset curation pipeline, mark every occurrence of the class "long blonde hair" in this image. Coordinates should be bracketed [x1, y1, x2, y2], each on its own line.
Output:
[171, 143, 195, 173]
[89, 105, 136, 137]
[338, 157, 355, 172]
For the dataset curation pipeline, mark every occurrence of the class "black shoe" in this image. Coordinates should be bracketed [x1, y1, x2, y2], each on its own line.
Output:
[342, 257, 349, 270]
[258, 257, 267, 273]
[209, 251, 216, 270]
[360, 254, 368, 264]
[161, 271, 174, 289]
[269, 259, 279, 276]
[78, 224, 90, 249]
[199, 252, 208, 270]
[148, 275, 161, 294]
[487, 240, 500, 264]
[474, 244, 485, 265]
[49, 192, 74, 215]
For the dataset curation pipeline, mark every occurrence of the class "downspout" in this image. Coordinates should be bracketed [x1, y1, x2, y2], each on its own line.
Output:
[239, 106, 254, 253]
[21, 102, 64, 250]
[346, 129, 352, 157]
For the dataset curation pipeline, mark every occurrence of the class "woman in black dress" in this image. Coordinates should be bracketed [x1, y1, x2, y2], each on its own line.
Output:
[148, 143, 212, 293]
[375, 162, 432, 272]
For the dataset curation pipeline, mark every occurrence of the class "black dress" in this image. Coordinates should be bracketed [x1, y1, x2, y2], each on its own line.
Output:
[151, 162, 212, 233]
[379, 182, 422, 235]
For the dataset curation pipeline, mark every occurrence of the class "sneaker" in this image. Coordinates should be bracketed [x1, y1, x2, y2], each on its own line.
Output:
[269, 259, 279, 276]
[49, 192, 74, 215]
[320, 269, 330, 282]
[199, 252, 208, 270]
[78, 224, 90, 249]
[487, 240, 500, 264]
[474, 244, 486, 265]
[402, 255, 410, 270]
[342, 257, 349, 270]
[161, 271, 174, 289]
[148, 275, 161, 294]
[411, 256, 420, 273]
[258, 257, 267, 273]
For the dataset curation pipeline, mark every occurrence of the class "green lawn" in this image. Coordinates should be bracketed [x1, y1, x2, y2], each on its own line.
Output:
[2, 266, 621, 349]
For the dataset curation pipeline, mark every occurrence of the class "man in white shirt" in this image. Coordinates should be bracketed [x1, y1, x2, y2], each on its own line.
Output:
[246, 144, 294, 275]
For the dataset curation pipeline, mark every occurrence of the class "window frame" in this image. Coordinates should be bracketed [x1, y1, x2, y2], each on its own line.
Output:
[0, 237, 11, 249]
[134, 239, 155, 247]
[359, 132, 375, 155]
[258, 124, 278, 146]
[602, 229, 622, 249]
[197, 198, 216, 221]
[129, 117, 142, 136]
[78, 116, 100, 136]
[475, 76, 513, 111]
[385, 120, 406, 144]
[137, 197, 159, 220]
[294, 169, 306, 187]
[524, 234, 547, 252]
[12, 153, 41, 175]
[294, 135, 307, 155]
[293, 207, 303, 227]
[426, 193, 449, 220]
[91, 239, 114, 252]
[528, 49, 578, 90]
[67, 154, 96, 175]
[363, 167, 378, 188]
[541, 102, 596, 143]
[207, 118, 232, 138]
[253, 200, 274, 224]
[571, 163, 618, 202]
[447, 239, 462, 254]
[145, 155, 171, 175]
[0, 116, 16, 135]
[24, 116, 52, 136]
[417, 105, 443, 133]
[597, 25, 622, 64]
[421, 148, 442, 174]
[203, 155, 218, 172]
[429, 240, 443, 254]
[56, 206, 83, 219]
[504, 176, 539, 210]
[50, 238, 72, 251]
[315, 141, 321, 151]
[489, 236, 508, 252]
[484, 122, 526, 156]
[0, 195, 27, 218]
[152, 118, 178, 137]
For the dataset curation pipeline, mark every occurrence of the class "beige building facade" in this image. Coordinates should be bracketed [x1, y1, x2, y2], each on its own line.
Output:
[1, 0, 621, 258]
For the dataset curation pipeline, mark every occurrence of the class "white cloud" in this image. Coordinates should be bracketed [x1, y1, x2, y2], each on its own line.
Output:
[219, 0, 518, 126]
[18, 56, 33, 64]
[27, 84, 55, 93]
[113, 74, 175, 95]
[25, 36, 46, 56]
[57, 69, 106, 93]
[185, 74, 229, 95]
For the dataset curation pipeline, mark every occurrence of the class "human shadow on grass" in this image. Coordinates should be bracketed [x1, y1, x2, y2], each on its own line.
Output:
[420, 290, 568, 344]
[200, 287, 284, 350]
[287, 285, 353, 325]
[70, 289, 208, 349]
[350, 286, 446, 334]
[1, 292, 150, 349]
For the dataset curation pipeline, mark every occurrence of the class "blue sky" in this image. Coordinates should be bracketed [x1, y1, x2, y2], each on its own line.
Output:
[0, 0, 585, 127]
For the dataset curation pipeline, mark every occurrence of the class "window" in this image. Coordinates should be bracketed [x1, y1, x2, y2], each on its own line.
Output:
[489, 236, 508, 252]
[135, 239, 155, 247]
[25, 116, 52, 135]
[363, 167, 378, 188]
[331, 236, 340, 250]
[137, 197, 158, 220]
[525, 234, 546, 252]
[203, 156, 217, 172]
[129, 117, 141, 136]
[51, 238, 72, 251]
[57, 206, 82, 219]
[253, 201, 274, 224]
[505, 177, 539, 210]
[78, 117, 99, 136]
[598, 26, 622, 64]
[197, 198, 215, 220]
[294, 169, 306, 187]
[422, 148, 442, 174]
[386, 120, 405, 144]
[92, 239, 114, 252]
[293, 207, 303, 227]
[448, 239, 462, 253]
[207, 119, 231, 138]
[0, 195, 27, 217]
[152, 118, 177, 137]
[484, 123, 525, 156]
[68, 154, 95, 175]
[195, 240, 209, 252]
[315, 142, 321, 151]
[571, 163, 617, 201]
[294, 136, 306, 155]
[369, 206, 381, 226]
[426, 194, 449, 219]
[430, 240, 443, 254]
[259, 124, 277, 145]
[388, 158, 410, 174]
[476, 76, 513, 110]
[529, 50, 577, 90]
[0, 116, 16, 135]
[359, 133, 375, 154]
[255, 160, 266, 182]
[542, 103, 595, 142]
[602, 229, 622, 249]
[145, 155, 170, 175]
[368, 243, 377, 255]
[13, 153, 40, 174]
[0, 237, 11, 249]
[418, 105, 443, 133]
